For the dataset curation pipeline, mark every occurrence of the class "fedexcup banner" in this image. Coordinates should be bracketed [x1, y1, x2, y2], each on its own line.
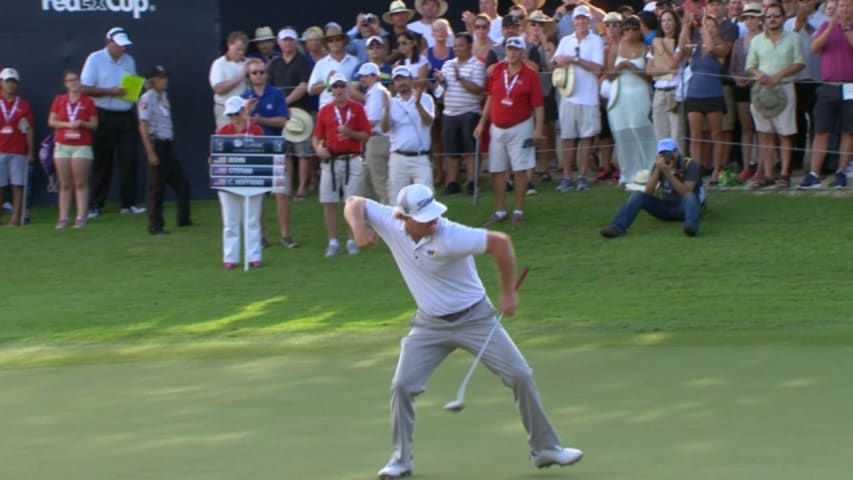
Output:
[41, 0, 156, 19]
[209, 136, 287, 196]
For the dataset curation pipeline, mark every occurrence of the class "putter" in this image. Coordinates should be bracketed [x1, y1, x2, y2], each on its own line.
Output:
[444, 266, 530, 413]
[473, 136, 480, 206]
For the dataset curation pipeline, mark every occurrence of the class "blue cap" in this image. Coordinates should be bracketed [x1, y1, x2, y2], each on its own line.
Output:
[657, 138, 678, 153]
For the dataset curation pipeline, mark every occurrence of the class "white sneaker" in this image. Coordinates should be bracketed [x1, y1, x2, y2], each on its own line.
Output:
[121, 205, 146, 214]
[531, 447, 583, 468]
[324, 242, 340, 258]
[377, 458, 412, 479]
[346, 239, 360, 255]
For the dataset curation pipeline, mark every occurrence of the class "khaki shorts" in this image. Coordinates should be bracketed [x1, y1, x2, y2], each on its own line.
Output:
[286, 138, 314, 158]
[319, 156, 364, 204]
[0, 153, 26, 186]
[488, 117, 536, 173]
[559, 101, 601, 139]
[54, 143, 94, 160]
[750, 83, 797, 136]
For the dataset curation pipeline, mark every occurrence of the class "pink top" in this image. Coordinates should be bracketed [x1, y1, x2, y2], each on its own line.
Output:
[816, 22, 853, 82]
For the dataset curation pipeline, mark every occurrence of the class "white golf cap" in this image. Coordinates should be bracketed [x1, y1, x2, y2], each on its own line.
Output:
[278, 28, 298, 41]
[327, 73, 348, 90]
[106, 27, 132, 47]
[505, 36, 526, 50]
[223, 96, 246, 116]
[396, 184, 447, 222]
[366, 35, 385, 47]
[572, 6, 592, 18]
[0, 68, 20, 81]
[391, 65, 412, 79]
[357, 62, 380, 77]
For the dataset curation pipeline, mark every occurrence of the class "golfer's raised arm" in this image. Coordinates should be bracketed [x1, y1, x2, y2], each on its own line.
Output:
[485, 231, 518, 316]
[344, 196, 376, 248]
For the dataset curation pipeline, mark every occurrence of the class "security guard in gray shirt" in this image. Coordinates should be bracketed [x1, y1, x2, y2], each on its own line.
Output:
[138, 65, 192, 235]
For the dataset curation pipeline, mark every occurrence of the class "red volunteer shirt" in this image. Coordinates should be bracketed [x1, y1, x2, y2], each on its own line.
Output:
[217, 122, 265, 136]
[50, 94, 97, 146]
[314, 99, 370, 155]
[485, 61, 543, 129]
[0, 96, 34, 155]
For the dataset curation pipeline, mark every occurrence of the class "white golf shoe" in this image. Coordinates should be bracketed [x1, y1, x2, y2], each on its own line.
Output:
[530, 446, 584, 468]
[377, 458, 412, 479]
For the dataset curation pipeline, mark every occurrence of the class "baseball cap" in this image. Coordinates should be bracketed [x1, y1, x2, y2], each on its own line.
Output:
[223, 96, 246, 116]
[106, 27, 132, 47]
[278, 28, 298, 41]
[657, 138, 678, 153]
[327, 73, 348, 89]
[391, 66, 412, 79]
[502, 15, 522, 27]
[396, 184, 447, 222]
[0, 68, 20, 82]
[357, 63, 380, 77]
[505, 36, 526, 50]
[603, 12, 624, 24]
[366, 35, 384, 47]
[147, 65, 168, 78]
[573, 6, 592, 18]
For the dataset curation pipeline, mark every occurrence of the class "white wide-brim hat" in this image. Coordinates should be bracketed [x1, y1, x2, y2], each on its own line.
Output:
[283, 108, 314, 144]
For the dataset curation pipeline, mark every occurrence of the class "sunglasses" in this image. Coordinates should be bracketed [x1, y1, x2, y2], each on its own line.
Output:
[605, 23, 622, 28]
[250, 70, 266, 75]
[474, 24, 489, 30]
[331, 83, 347, 89]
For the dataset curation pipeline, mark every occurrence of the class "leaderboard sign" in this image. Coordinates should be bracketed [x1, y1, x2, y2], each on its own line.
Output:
[209, 135, 287, 196]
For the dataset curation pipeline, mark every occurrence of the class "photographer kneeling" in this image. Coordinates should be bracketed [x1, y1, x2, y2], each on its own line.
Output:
[600, 138, 704, 238]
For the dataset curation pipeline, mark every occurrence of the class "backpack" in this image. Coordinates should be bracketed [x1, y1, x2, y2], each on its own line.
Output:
[39, 133, 56, 176]
[38, 133, 58, 193]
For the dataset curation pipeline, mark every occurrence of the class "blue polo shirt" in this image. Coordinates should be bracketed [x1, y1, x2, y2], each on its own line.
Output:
[242, 85, 289, 136]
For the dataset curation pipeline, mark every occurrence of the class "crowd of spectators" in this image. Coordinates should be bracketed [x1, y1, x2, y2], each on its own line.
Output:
[1, 0, 851, 255]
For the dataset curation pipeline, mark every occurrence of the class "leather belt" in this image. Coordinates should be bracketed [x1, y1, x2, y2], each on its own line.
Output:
[437, 297, 485, 322]
[393, 150, 429, 157]
[655, 87, 676, 92]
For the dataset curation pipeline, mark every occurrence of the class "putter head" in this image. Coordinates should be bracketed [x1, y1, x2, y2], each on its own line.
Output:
[443, 399, 465, 412]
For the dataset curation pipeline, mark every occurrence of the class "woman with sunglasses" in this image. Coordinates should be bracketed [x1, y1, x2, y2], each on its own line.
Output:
[472, 13, 495, 64]
[48, 69, 98, 229]
[596, 12, 624, 183]
[606, 15, 657, 186]
[647, 8, 683, 152]
[427, 19, 456, 187]
[678, 14, 727, 182]
[393, 31, 430, 81]
[527, 10, 558, 184]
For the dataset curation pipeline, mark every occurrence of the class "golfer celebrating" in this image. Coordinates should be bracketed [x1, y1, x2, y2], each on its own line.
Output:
[344, 184, 583, 480]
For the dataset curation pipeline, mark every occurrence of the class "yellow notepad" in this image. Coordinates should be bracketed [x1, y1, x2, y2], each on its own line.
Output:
[119, 74, 145, 102]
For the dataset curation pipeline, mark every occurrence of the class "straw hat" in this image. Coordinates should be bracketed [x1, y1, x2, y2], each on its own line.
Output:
[528, 10, 556, 36]
[324, 25, 349, 45]
[752, 84, 787, 118]
[252, 26, 276, 42]
[415, 0, 448, 17]
[740, 2, 764, 17]
[283, 108, 314, 144]
[552, 65, 575, 98]
[514, 0, 546, 9]
[383, 0, 416, 24]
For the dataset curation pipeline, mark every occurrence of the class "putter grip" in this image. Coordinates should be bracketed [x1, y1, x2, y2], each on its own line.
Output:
[514, 266, 530, 291]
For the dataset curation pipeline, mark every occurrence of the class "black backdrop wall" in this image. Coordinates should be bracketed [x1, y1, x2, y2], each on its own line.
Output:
[3, 0, 636, 207]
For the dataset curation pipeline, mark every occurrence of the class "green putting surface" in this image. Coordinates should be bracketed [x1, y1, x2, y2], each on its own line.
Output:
[2, 345, 851, 479]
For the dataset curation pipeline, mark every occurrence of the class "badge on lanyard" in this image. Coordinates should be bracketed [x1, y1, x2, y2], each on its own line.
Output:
[502, 68, 519, 107]
[0, 97, 20, 134]
[334, 104, 352, 140]
[65, 100, 83, 139]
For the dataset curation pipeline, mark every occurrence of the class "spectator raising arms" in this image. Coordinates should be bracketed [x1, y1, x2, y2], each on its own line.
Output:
[48, 69, 98, 229]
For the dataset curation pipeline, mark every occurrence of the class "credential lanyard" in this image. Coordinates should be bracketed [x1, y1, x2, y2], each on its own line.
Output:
[0, 97, 20, 124]
[66, 101, 83, 123]
[503, 69, 519, 98]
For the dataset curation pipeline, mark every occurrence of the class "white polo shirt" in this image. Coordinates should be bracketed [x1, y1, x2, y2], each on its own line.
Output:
[552, 32, 604, 107]
[308, 53, 360, 108]
[80, 47, 137, 111]
[441, 56, 486, 117]
[388, 92, 434, 152]
[365, 200, 488, 316]
[364, 82, 390, 136]
[208, 55, 247, 105]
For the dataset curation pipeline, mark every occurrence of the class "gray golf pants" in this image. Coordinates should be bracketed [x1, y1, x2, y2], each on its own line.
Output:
[388, 299, 562, 465]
